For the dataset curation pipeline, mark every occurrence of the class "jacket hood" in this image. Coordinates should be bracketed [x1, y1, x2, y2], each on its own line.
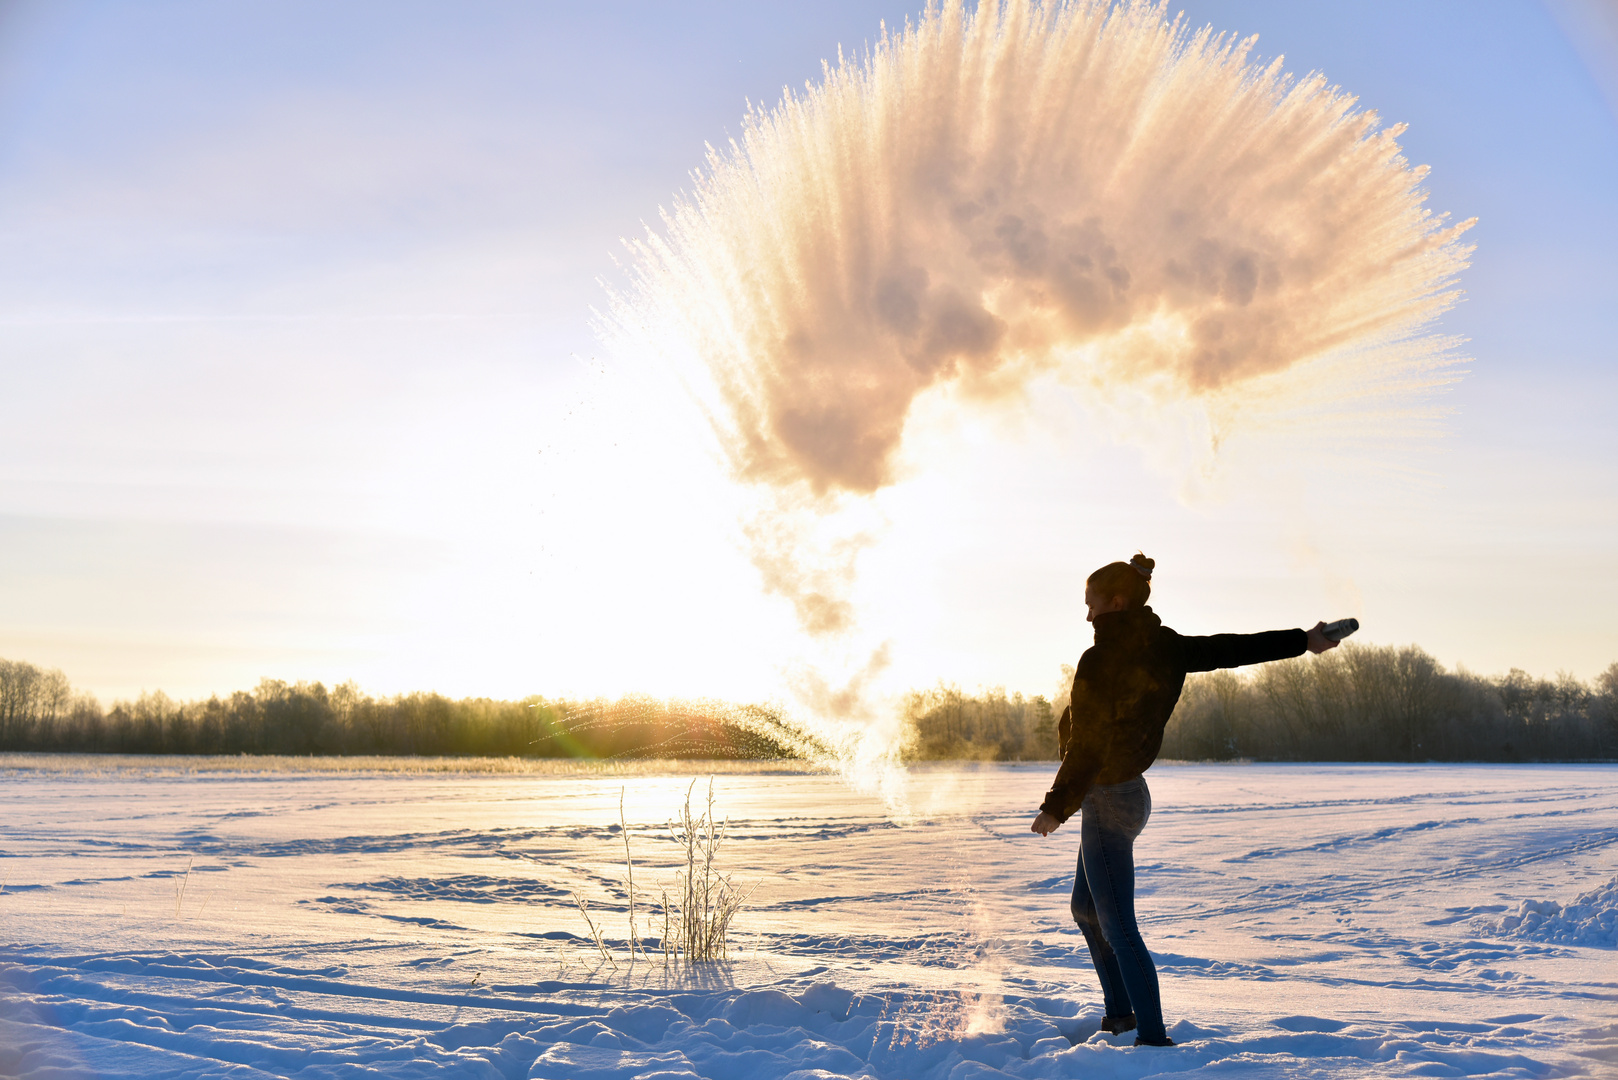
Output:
[1093, 605, 1162, 645]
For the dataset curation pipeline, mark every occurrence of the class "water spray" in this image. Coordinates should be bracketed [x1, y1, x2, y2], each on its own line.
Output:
[607, 0, 1470, 763]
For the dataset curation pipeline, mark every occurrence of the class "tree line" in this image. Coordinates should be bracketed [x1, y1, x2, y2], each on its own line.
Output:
[903, 646, 1618, 762]
[2, 644, 1615, 761]
[0, 661, 805, 760]
[1163, 647, 1618, 762]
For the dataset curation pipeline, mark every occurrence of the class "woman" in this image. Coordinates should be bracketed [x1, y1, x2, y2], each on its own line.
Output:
[1029, 553, 1340, 1047]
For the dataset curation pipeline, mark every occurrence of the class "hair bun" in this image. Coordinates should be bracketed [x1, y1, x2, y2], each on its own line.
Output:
[1128, 553, 1155, 579]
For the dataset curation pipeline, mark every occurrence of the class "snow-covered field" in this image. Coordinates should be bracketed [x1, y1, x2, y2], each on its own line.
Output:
[2, 757, 1616, 1079]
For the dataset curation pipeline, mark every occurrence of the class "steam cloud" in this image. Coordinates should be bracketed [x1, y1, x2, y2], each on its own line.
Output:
[611, 0, 1472, 641]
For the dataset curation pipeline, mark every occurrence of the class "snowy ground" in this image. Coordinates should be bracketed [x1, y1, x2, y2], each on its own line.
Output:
[2, 757, 1616, 1079]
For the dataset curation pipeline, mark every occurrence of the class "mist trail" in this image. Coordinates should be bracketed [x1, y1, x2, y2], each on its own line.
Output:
[607, 0, 1472, 770]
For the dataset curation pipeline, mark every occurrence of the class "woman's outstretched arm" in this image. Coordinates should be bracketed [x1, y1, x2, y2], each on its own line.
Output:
[1177, 622, 1341, 672]
[1176, 627, 1306, 672]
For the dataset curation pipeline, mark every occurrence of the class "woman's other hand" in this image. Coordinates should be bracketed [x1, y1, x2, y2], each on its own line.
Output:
[1306, 621, 1340, 654]
[1031, 811, 1061, 836]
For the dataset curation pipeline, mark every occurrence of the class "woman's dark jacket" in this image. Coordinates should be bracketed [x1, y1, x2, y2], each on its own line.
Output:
[1039, 606, 1306, 822]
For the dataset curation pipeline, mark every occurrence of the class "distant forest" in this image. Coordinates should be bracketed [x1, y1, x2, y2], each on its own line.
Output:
[2, 644, 1615, 762]
[906, 647, 1618, 762]
[0, 660, 805, 760]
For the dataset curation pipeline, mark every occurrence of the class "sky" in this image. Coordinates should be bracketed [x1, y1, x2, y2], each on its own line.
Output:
[1, 0, 1614, 707]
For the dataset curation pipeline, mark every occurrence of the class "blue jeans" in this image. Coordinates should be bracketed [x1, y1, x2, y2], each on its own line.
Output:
[1069, 775, 1165, 1041]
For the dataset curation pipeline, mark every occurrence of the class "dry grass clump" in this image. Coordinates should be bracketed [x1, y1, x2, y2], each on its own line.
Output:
[565, 778, 753, 971]
[664, 779, 753, 964]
